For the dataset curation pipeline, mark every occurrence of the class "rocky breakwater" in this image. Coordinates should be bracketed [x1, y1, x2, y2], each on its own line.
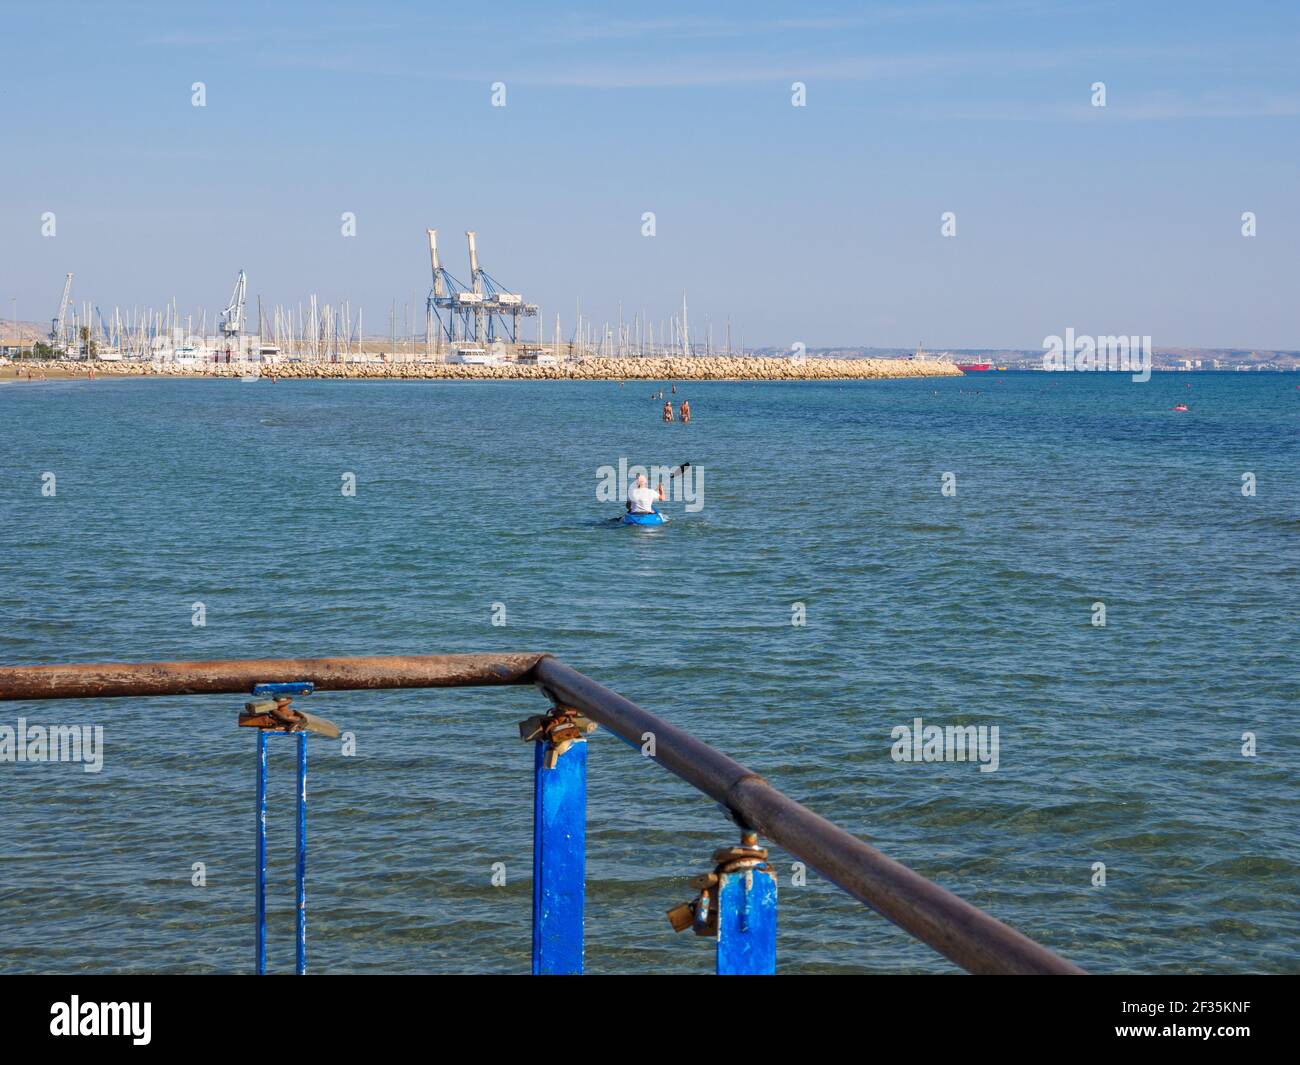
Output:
[52, 356, 963, 381]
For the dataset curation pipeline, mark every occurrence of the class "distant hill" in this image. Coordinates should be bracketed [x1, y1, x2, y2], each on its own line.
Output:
[0, 319, 47, 344]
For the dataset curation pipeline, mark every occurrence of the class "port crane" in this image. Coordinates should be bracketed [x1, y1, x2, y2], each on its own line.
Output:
[49, 272, 73, 351]
[220, 270, 247, 340]
[425, 229, 536, 346]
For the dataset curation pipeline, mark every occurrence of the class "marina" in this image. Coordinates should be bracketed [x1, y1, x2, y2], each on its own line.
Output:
[22, 230, 803, 372]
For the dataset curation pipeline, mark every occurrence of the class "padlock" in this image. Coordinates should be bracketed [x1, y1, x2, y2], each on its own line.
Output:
[712, 845, 767, 865]
[518, 715, 547, 743]
[293, 709, 341, 739]
[239, 698, 295, 731]
[666, 901, 696, 933]
[693, 888, 718, 936]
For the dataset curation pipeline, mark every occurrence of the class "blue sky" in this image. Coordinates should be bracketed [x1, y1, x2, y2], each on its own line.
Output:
[2, 0, 1297, 348]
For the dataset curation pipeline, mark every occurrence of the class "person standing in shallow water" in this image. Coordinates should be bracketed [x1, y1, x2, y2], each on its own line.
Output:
[680, 399, 690, 424]
[662, 399, 674, 422]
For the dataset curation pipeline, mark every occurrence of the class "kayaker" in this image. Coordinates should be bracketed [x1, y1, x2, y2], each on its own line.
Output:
[662, 400, 674, 422]
[680, 399, 691, 424]
[627, 473, 665, 514]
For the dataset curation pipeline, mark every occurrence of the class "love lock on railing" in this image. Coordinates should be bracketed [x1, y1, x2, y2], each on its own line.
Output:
[0, 653, 1086, 976]
[518, 704, 597, 975]
[238, 682, 340, 976]
[668, 831, 778, 975]
[519, 701, 778, 976]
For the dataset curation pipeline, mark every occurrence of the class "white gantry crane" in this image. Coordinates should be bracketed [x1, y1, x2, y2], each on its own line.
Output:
[50, 272, 73, 351]
[424, 228, 536, 346]
[220, 270, 247, 340]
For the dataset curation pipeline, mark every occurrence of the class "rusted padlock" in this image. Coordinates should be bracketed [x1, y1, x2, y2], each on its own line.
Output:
[712, 844, 768, 874]
[693, 886, 718, 935]
[518, 714, 548, 743]
[667, 878, 721, 937]
[520, 707, 597, 768]
[666, 901, 696, 933]
[668, 832, 771, 938]
[238, 697, 340, 739]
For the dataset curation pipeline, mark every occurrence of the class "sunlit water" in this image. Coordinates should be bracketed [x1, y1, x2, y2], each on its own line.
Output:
[1, 370, 1296, 974]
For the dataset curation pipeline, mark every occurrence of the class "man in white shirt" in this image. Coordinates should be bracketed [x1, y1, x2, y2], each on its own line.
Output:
[627, 473, 665, 514]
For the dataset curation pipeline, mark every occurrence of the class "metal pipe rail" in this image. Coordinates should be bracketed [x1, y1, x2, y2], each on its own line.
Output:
[0, 653, 1084, 975]
[0, 653, 545, 700]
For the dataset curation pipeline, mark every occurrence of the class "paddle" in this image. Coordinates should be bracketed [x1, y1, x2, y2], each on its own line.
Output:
[655, 460, 690, 499]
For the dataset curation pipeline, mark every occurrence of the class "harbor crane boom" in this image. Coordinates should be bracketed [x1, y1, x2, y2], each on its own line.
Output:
[425, 226, 537, 346]
[221, 270, 247, 338]
[50, 272, 73, 349]
[427, 229, 445, 298]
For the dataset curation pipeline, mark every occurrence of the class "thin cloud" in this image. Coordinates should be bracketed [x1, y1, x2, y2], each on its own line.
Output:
[256, 42, 1171, 90]
[938, 94, 1300, 122]
[554, 2, 1099, 42]
[140, 31, 246, 46]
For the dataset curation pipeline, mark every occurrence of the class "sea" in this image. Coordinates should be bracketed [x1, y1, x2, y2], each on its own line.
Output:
[1, 369, 1296, 973]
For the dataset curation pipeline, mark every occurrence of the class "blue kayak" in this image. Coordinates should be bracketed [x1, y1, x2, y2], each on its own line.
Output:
[621, 511, 667, 526]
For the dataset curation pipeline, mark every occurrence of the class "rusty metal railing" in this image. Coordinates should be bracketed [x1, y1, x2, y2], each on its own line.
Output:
[0, 653, 1084, 975]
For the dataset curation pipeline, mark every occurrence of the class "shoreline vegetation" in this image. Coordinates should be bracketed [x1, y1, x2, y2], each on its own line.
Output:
[6, 356, 963, 382]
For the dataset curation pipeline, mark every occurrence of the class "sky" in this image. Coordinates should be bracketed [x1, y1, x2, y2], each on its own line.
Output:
[1, 0, 1297, 349]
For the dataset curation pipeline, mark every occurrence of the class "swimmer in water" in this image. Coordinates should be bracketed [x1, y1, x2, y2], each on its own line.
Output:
[680, 399, 691, 424]
[662, 400, 674, 422]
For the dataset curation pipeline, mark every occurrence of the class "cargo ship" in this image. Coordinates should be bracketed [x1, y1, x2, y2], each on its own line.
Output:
[956, 356, 992, 372]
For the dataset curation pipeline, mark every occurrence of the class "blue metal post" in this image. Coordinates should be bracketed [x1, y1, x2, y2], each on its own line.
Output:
[531, 738, 587, 975]
[716, 867, 777, 975]
[295, 730, 307, 976]
[246, 682, 320, 976]
[255, 730, 268, 976]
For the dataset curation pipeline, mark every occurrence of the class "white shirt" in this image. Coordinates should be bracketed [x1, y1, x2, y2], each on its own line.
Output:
[628, 485, 659, 513]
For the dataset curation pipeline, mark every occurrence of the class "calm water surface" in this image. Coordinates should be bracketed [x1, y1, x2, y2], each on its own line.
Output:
[1, 371, 1296, 973]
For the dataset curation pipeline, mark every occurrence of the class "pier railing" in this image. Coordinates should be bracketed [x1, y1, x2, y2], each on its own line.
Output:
[0, 653, 1084, 975]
